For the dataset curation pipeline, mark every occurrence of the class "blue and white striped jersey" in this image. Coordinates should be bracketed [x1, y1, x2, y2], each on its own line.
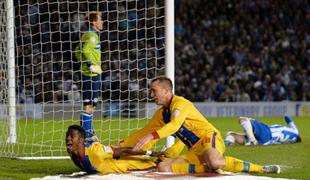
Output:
[267, 124, 299, 145]
[250, 119, 299, 145]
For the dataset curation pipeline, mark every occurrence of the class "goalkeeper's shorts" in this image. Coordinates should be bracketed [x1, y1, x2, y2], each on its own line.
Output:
[82, 75, 101, 107]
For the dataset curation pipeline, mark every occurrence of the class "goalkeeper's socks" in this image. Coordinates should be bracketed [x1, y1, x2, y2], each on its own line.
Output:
[81, 111, 93, 138]
[223, 156, 263, 173]
[170, 162, 207, 173]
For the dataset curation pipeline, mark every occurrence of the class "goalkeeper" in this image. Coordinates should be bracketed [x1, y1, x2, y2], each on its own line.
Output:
[120, 76, 280, 174]
[66, 125, 164, 174]
[75, 11, 103, 140]
[224, 116, 301, 146]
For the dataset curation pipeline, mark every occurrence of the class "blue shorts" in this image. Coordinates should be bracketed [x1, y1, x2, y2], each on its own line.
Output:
[82, 75, 101, 107]
[250, 120, 272, 144]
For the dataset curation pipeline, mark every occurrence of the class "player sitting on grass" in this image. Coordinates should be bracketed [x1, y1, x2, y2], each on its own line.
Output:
[66, 125, 165, 174]
[224, 116, 301, 146]
[121, 76, 280, 174]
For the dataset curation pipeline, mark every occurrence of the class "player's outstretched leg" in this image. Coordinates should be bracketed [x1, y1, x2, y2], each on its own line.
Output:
[223, 156, 264, 173]
[223, 156, 281, 174]
[168, 162, 208, 173]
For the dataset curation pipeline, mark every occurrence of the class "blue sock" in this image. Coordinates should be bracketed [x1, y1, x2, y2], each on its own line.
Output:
[81, 112, 93, 138]
[284, 116, 293, 124]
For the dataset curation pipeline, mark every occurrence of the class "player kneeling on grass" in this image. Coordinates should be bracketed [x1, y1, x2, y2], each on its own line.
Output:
[122, 76, 281, 174]
[225, 116, 301, 146]
[66, 125, 165, 174]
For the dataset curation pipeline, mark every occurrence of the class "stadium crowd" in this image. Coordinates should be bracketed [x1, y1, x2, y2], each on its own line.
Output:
[174, 0, 309, 102]
[13, 0, 309, 103]
[14, 0, 165, 103]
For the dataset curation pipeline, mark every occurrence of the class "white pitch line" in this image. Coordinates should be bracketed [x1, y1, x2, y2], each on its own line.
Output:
[30, 171, 292, 180]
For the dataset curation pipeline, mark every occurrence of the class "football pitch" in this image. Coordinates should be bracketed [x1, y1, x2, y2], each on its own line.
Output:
[0, 117, 309, 179]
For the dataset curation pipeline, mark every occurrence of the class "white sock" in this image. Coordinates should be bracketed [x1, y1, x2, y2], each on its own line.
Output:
[287, 121, 297, 129]
[240, 119, 257, 142]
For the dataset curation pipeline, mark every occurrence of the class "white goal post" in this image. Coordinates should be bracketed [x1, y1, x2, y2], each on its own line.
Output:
[0, 0, 174, 159]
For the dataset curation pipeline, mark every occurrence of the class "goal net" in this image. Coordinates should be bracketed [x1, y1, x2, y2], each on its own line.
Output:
[0, 0, 168, 158]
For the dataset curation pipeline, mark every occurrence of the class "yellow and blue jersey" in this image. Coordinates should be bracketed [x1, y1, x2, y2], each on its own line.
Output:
[120, 95, 225, 159]
[77, 140, 156, 174]
[77, 140, 113, 173]
[153, 95, 221, 148]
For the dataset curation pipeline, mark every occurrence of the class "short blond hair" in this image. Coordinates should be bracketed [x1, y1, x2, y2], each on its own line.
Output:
[85, 11, 102, 24]
[151, 76, 173, 90]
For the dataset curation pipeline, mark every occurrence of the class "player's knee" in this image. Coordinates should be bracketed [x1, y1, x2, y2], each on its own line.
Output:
[207, 160, 224, 170]
[203, 149, 225, 170]
[239, 117, 251, 124]
[157, 162, 171, 172]
[239, 118, 250, 125]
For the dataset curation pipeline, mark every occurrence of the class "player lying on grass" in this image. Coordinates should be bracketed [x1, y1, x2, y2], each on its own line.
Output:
[120, 76, 280, 174]
[66, 125, 165, 174]
[224, 116, 301, 146]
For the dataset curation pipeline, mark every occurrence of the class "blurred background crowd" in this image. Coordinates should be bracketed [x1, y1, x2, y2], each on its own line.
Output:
[14, 0, 165, 103]
[12, 0, 309, 103]
[174, 0, 309, 102]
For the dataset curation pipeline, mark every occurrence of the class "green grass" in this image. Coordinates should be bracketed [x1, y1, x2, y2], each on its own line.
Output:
[0, 117, 309, 179]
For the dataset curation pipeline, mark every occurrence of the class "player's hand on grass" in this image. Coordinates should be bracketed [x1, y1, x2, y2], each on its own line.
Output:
[89, 65, 102, 74]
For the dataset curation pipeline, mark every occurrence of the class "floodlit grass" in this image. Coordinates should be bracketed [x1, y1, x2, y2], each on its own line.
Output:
[0, 117, 309, 179]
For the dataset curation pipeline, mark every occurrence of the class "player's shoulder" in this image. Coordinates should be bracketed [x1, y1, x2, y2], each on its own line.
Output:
[82, 31, 98, 41]
[172, 95, 192, 106]
[169, 96, 193, 113]
[86, 141, 103, 149]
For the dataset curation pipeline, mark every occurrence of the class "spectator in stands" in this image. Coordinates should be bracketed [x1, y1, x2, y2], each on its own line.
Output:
[174, 0, 308, 102]
[14, 0, 308, 103]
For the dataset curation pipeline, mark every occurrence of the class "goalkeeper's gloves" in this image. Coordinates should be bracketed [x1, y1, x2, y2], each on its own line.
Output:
[86, 61, 102, 74]
[89, 65, 103, 74]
